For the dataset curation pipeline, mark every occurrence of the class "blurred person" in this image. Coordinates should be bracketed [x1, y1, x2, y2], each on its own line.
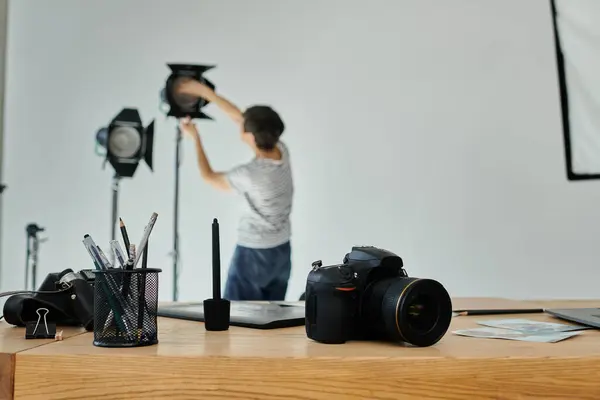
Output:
[176, 79, 293, 301]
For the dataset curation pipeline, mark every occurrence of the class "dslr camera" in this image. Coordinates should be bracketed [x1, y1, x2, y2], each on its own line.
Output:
[305, 246, 452, 347]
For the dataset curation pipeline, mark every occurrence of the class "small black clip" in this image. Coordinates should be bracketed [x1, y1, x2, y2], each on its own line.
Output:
[25, 308, 57, 339]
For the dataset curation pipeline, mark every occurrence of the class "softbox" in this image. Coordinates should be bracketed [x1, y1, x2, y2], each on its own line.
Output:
[551, 0, 600, 180]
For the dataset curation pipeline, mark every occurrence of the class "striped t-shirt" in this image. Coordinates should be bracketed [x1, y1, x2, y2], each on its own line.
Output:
[226, 141, 293, 249]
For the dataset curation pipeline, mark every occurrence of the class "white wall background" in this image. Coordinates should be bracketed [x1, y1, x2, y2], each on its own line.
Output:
[0, 0, 6, 291]
[2, 0, 600, 302]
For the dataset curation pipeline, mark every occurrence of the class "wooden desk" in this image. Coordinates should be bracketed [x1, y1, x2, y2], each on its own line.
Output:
[0, 321, 84, 399]
[11, 298, 600, 399]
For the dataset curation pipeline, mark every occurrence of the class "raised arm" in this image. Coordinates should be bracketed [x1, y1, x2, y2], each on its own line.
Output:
[179, 117, 232, 192]
[174, 78, 244, 125]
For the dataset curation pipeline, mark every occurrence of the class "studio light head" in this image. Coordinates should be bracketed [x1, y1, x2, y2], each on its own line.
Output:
[159, 63, 216, 119]
[95, 108, 155, 178]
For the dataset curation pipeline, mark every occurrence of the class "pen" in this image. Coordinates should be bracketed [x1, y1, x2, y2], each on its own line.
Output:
[84, 239, 108, 270]
[82, 236, 104, 271]
[110, 240, 127, 268]
[96, 245, 113, 269]
[133, 213, 158, 268]
[84, 235, 111, 269]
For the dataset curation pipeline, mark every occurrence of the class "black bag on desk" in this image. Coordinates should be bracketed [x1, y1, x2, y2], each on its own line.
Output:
[3, 268, 95, 331]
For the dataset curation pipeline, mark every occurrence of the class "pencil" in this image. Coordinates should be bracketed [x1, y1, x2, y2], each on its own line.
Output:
[119, 218, 131, 257]
[453, 308, 544, 316]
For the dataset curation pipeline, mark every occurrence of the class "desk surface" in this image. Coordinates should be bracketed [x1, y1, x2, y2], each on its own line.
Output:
[0, 321, 84, 399]
[11, 298, 600, 400]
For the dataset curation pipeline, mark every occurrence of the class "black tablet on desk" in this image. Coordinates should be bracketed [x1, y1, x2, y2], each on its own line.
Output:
[157, 301, 306, 329]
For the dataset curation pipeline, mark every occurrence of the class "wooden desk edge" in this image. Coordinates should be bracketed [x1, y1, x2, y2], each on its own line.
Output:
[0, 353, 14, 400]
[14, 353, 600, 399]
[1, 329, 88, 400]
[12, 298, 600, 399]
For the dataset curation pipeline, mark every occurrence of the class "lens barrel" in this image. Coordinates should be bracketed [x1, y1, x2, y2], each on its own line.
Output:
[363, 277, 452, 347]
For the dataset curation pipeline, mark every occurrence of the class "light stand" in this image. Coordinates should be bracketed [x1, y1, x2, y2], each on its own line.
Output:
[160, 63, 216, 302]
[24, 223, 45, 291]
[172, 124, 182, 301]
[0, 185, 5, 288]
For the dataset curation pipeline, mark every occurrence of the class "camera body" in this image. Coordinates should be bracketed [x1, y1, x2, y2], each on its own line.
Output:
[305, 246, 452, 347]
[56, 269, 95, 331]
[3, 268, 95, 331]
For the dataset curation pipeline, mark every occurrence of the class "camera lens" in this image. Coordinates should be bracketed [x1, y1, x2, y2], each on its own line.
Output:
[405, 293, 439, 333]
[362, 277, 452, 347]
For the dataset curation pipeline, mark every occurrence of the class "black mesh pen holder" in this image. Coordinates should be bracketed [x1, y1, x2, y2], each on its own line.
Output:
[92, 268, 162, 348]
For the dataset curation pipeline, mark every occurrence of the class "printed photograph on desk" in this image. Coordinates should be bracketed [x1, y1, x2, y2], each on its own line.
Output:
[476, 318, 591, 334]
[453, 327, 581, 343]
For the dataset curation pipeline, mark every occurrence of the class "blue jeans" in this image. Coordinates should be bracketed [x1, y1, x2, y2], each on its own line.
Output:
[224, 241, 292, 301]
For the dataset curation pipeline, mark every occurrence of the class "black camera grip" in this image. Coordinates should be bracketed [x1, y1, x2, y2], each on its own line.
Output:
[305, 283, 356, 344]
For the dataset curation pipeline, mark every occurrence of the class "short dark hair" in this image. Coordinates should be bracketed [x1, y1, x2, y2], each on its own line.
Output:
[243, 105, 285, 150]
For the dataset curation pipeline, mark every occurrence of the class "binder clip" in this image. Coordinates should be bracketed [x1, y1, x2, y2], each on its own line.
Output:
[25, 308, 57, 339]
